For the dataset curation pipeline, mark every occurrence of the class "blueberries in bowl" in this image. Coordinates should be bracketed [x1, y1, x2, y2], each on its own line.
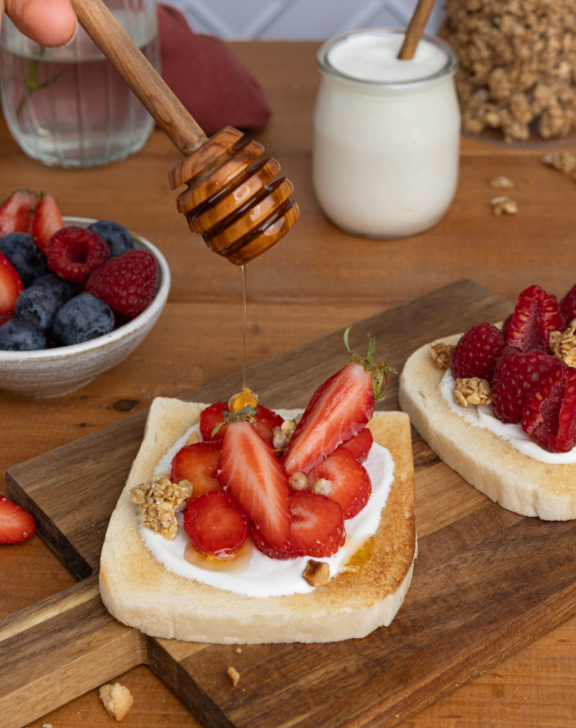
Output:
[0, 232, 47, 286]
[88, 220, 133, 258]
[15, 286, 62, 331]
[0, 319, 45, 350]
[31, 274, 76, 303]
[52, 293, 115, 346]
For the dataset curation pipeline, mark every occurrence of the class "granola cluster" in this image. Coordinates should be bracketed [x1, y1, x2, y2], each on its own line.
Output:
[272, 418, 297, 454]
[454, 377, 493, 407]
[542, 150, 576, 181]
[130, 476, 192, 540]
[429, 342, 455, 370]
[491, 195, 519, 215]
[442, 0, 576, 142]
[549, 320, 576, 367]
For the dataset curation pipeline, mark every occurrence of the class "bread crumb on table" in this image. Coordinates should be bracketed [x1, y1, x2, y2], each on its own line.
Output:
[488, 176, 515, 190]
[491, 196, 518, 216]
[42, 724, 53, 728]
[235, 647, 242, 654]
[227, 666, 241, 687]
[99, 682, 134, 722]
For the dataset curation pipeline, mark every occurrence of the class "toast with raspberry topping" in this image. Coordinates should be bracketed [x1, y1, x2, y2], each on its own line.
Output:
[100, 397, 415, 644]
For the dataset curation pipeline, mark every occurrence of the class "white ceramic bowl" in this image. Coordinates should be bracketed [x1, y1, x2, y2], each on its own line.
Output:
[0, 217, 171, 398]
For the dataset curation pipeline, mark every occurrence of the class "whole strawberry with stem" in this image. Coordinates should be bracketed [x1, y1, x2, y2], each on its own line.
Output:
[282, 327, 394, 475]
[451, 322, 505, 382]
[506, 285, 564, 353]
[522, 367, 576, 453]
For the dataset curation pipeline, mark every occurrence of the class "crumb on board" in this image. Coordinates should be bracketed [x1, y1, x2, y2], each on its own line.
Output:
[227, 666, 241, 687]
[235, 647, 242, 654]
[488, 176, 514, 189]
[99, 682, 134, 722]
[42, 724, 53, 728]
[491, 196, 518, 216]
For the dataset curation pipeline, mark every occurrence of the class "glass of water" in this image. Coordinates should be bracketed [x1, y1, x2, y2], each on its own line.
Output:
[0, 0, 159, 167]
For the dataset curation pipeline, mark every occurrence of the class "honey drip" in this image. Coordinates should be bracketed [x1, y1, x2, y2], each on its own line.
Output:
[242, 263, 248, 393]
[184, 539, 254, 573]
[344, 536, 376, 574]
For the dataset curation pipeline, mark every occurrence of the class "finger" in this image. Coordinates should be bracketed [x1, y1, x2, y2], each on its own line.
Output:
[4, 0, 76, 47]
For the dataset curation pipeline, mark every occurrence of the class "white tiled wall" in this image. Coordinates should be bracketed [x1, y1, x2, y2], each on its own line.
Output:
[166, 0, 444, 39]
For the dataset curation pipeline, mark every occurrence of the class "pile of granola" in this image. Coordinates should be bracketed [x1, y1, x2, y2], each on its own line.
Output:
[442, 0, 576, 142]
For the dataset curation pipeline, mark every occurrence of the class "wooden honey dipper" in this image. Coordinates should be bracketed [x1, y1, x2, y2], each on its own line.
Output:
[69, 0, 299, 265]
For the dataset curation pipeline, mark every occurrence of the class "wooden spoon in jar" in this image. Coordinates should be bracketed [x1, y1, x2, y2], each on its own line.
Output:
[398, 0, 436, 60]
[69, 0, 299, 266]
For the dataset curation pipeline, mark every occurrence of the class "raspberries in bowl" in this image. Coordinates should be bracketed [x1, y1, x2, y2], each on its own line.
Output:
[0, 189, 170, 397]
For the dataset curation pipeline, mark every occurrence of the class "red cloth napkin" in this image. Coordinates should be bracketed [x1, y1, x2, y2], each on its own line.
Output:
[157, 4, 271, 135]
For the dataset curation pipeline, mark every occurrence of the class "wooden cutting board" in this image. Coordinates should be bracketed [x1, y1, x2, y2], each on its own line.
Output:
[4, 278, 576, 728]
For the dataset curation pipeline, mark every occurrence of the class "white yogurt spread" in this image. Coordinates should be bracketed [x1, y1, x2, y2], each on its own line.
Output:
[440, 368, 576, 465]
[142, 420, 395, 597]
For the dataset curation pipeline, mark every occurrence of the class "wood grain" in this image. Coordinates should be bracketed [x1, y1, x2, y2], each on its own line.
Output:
[2, 39, 576, 728]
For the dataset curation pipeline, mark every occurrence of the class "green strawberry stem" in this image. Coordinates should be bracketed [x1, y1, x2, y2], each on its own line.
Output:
[343, 327, 396, 402]
[211, 404, 258, 437]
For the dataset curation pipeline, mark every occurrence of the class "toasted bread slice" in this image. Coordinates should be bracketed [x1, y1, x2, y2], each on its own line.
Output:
[100, 398, 416, 644]
[399, 334, 576, 521]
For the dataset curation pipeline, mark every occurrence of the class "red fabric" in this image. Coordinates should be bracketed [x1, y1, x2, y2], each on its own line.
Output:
[157, 4, 271, 135]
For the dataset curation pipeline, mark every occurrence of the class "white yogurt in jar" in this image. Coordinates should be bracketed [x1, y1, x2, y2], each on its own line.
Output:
[313, 29, 460, 238]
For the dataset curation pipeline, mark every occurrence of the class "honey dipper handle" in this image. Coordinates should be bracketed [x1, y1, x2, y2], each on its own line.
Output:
[397, 0, 436, 60]
[69, 0, 207, 156]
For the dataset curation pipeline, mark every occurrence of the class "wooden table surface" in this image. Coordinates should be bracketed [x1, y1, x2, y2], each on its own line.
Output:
[1, 40, 576, 728]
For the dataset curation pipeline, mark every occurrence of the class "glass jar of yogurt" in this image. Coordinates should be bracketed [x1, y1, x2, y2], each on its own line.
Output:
[313, 29, 460, 239]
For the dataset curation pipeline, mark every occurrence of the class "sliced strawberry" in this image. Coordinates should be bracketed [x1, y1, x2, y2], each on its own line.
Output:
[170, 441, 222, 500]
[0, 189, 38, 236]
[252, 491, 345, 560]
[506, 285, 564, 352]
[183, 492, 249, 557]
[522, 367, 576, 453]
[342, 426, 373, 463]
[217, 420, 291, 550]
[282, 362, 374, 475]
[0, 251, 24, 315]
[0, 495, 36, 544]
[200, 402, 283, 445]
[307, 446, 372, 519]
[32, 193, 64, 252]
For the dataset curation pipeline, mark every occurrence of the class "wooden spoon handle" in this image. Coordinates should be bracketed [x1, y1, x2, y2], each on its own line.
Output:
[397, 0, 436, 60]
[69, 0, 206, 156]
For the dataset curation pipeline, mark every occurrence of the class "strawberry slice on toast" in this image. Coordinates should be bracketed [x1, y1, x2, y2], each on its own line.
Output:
[183, 492, 249, 558]
[32, 193, 65, 252]
[217, 419, 291, 550]
[283, 328, 393, 474]
[200, 402, 283, 445]
[342, 426, 373, 463]
[0, 251, 24, 315]
[252, 491, 345, 560]
[0, 189, 38, 237]
[0, 495, 36, 544]
[307, 446, 372, 519]
[171, 441, 222, 500]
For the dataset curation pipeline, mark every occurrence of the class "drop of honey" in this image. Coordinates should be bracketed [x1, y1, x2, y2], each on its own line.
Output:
[344, 536, 376, 574]
[184, 539, 254, 573]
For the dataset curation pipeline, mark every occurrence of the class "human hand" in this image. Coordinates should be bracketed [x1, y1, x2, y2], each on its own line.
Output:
[1, 0, 76, 47]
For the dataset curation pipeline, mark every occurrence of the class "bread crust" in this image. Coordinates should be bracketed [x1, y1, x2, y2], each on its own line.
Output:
[399, 334, 576, 521]
[100, 398, 416, 644]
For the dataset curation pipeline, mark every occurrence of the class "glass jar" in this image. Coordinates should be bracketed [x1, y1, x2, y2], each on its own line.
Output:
[313, 29, 460, 239]
[0, 0, 160, 167]
[443, 0, 576, 148]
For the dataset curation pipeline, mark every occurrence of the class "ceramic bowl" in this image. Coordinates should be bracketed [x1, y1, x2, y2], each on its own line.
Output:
[0, 217, 170, 398]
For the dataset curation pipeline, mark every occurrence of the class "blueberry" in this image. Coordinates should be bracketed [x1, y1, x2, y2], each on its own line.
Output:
[15, 286, 62, 331]
[0, 319, 45, 350]
[88, 220, 133, 258]
[0, 232, 47, 286]
[52, 292, 114, 345]
[31, 274, 76, 303]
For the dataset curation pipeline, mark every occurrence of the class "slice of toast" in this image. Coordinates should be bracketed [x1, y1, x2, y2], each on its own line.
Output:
[100, 397, 416, 644]
[399, 334, 576, 521]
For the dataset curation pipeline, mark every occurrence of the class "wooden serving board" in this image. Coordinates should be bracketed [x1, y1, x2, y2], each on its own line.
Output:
[5, 279, 576, 728]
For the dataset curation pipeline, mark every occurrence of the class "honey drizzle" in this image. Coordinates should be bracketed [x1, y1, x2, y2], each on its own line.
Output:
[242, 263, 248, 393]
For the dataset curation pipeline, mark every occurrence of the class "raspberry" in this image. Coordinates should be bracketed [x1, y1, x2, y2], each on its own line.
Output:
[492, 347, 561, 424]
[506, 285, 564, 352]
[85, 249, 157, 318]
[522, 367, 576, 453]
[501, 313, 512, 339]
[451, 322, 505, 381]
[46, 227, 110, 283]
[560, 284, 576, 325]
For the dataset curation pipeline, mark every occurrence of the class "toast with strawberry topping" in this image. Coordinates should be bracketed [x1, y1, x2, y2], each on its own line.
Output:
[342, 426, 373, 463]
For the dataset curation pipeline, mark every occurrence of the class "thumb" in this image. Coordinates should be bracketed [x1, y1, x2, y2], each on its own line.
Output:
[3, 0, 77, 47]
